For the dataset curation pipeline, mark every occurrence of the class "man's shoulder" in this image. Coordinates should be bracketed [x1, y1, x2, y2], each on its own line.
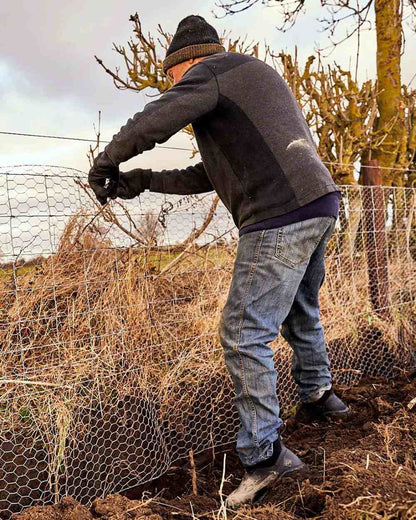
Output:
[200, 51, 261, 76]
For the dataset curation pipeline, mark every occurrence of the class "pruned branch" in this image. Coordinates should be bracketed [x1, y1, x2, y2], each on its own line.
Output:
[95, 13, 171, 95]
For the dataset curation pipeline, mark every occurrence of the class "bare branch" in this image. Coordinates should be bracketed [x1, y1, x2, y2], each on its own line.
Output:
[214, 0, 262, 17]
[214, 0, 307, 31]
[86, 111, 101, 167]
[180, 196, 220, 248]
[214, 0, 375, 43]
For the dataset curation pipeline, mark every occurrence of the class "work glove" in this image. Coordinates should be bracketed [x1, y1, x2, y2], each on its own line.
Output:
[116, 168, 152, 199]
[88, 151, 120, 205]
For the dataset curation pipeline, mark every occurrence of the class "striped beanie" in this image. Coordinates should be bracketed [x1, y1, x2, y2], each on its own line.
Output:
[163, 15, 225, 73]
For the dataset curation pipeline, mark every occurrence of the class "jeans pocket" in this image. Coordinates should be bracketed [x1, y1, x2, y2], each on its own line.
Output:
[274, 216, 334, 269]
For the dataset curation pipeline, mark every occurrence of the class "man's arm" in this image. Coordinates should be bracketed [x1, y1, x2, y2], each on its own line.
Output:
[101, 63, 218, 168]
[150, 162, 213, 194]
[116, 162, 213, 199]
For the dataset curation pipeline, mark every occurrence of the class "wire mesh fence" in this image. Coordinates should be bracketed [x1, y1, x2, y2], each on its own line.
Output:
[1, 164, 416, 517]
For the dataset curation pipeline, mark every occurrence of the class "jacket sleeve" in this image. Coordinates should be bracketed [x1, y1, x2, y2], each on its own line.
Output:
[149, 161, 213, 195]
[102, 63, 219, 167]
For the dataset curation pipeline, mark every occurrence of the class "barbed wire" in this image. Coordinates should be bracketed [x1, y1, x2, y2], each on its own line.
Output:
[0, 130, 193, 152]
[2, 130, 416, 173]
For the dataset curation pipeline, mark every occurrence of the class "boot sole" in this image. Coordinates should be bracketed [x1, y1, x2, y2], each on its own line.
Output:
[226, 464, 308, 510]
[295, 406, 351, 424]
[322, 406, 351, 418]
[251, 463, 308, 506]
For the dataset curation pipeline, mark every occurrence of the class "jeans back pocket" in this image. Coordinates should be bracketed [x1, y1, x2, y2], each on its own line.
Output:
[274, 216, 334, 269]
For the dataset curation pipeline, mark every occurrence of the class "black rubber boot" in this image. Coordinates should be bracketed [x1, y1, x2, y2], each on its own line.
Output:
[295, 388, 350, 423]
[225, 439, 307, 510]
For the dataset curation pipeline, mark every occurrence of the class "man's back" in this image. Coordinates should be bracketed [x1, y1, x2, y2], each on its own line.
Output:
[189, 52, 340, 228]
[97, 48, 340, 230]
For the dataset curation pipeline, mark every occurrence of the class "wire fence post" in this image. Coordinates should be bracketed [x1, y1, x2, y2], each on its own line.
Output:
[361, 159, 391, 319]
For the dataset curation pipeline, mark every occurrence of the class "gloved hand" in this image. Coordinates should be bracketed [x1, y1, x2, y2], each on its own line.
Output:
[116, 168, 152, 199]
[88, 151, 120, 205]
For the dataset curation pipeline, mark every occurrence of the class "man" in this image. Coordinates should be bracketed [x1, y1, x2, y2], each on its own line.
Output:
[89, 15, 349, 509]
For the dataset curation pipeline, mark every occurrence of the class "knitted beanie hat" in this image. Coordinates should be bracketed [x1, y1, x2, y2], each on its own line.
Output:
[163, 15, 225, 73]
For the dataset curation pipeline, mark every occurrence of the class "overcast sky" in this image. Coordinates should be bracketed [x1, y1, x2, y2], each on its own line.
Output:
[1, 0, 416, 175]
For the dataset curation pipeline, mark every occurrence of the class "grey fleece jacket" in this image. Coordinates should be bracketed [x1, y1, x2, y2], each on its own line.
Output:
[102, 51, 340, 229]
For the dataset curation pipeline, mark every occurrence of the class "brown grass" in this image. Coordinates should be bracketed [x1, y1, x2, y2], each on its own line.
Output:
[0, 213, 233, 442]
[1, 211, 416, 505]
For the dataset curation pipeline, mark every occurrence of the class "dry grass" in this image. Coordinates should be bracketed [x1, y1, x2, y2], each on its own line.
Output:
[0, 213, 233, 443]
[1, 211, 416, 502]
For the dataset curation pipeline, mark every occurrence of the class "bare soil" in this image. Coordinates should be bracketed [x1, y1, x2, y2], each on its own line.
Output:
[13, 370, 416, 520]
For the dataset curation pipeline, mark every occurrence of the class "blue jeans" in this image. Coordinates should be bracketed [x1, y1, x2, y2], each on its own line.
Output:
[219, 216, 336, 466]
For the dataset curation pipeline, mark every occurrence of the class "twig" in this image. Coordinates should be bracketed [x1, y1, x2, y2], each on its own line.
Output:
[0, 379, 62, 387]
[297, 479, 305, 512]
[394, 465, 403, 478]
[158, 241, 197, 275]
[158, 226, 235, 276]
[125, 496, 154, 513]
[189, 449, 198, 496]
[341, 494, 382, 508]
[217, 453, 227, 520]
[180, 196, 220, 248]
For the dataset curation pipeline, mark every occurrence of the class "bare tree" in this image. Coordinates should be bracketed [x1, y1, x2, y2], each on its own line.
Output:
[214, 0, 416, 185]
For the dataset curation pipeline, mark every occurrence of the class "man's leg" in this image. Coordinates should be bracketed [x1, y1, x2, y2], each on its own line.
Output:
[280, 218, 336, 403]
[280, 216, 349, 418]
[219, 216, 337, 468]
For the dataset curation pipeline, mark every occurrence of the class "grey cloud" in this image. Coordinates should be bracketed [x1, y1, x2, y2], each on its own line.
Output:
[0, 0, 212, 121]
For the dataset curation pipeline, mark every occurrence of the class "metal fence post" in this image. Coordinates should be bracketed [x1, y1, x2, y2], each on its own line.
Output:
[361, 159, 391, 319]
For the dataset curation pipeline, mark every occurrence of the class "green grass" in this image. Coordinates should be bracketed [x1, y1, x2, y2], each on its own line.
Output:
[0, 264, 36, 279]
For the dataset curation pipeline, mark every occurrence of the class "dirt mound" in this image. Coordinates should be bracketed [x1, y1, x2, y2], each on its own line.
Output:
[13, 371, 416, 520]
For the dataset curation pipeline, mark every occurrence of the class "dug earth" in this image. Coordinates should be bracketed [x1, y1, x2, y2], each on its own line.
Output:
[13, 371, 416, 520]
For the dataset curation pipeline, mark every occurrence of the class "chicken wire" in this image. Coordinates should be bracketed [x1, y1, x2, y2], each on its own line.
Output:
[1, 164, 416, 517]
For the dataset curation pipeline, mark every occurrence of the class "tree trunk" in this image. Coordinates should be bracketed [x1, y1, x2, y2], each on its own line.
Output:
[361, 160, 391, 319]
[373, 0, 403, 186]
